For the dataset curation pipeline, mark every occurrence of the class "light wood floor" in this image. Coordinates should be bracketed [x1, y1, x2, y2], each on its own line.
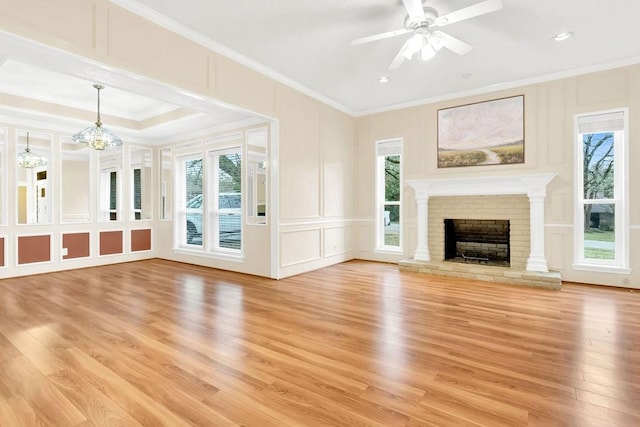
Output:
[1, 259, 639, 426]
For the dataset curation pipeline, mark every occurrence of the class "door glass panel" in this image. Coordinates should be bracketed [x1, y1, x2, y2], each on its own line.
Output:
[185, 158, 203, 246]
[218, 152, 241, 250]
[130, 146, 152, 220]
[98, 147, 123, 221]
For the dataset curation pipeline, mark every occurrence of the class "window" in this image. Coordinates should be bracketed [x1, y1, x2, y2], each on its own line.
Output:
[98, 149, 122, 222]
[99, 168, 119, 221]
[574, 110, 629, 271]
[376, 139, 402, 250]
[208, 148, 242, 251]
[133, 168, 141, 220]
[176, 147, 242, 254]
[179, 156, 204, 246]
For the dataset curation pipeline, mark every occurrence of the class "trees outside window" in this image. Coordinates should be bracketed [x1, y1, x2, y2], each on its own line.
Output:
[575, 110, 628, 270]
[376, 139, 402, 250]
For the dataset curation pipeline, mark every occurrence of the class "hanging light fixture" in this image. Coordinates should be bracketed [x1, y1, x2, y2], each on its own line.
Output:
[17, 132, 47, 169]
[73, 84, 122, 150]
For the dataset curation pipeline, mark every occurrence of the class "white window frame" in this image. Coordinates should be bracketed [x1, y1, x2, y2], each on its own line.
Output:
[99, 167, 120, 222]
[207, 146, 243, 254]
[175, 153, 205, 250]
[131, 166, 142, 220]
[573, 108, 630, 274]
[375, 138, 402, 252]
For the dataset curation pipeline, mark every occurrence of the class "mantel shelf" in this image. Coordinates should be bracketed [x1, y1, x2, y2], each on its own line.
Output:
[406, 173, 557, 198]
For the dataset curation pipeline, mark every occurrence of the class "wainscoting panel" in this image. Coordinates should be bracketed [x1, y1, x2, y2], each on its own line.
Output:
[62, 232, 90, 260]
[280, 228, 321, 268]
[323, 226, 353, 258]
[18, 234, 51, 265]
[100, 231, 123, 256]
[548, 230, 569, 272]
[131, 229, 152, 252]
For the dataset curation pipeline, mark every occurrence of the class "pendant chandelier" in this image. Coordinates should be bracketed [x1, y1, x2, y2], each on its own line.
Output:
[72, 84, 123, 150]
[17, 131, 47, 169]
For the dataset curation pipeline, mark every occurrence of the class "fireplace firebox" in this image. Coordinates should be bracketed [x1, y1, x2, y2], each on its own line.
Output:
[444, 219, 510, 266]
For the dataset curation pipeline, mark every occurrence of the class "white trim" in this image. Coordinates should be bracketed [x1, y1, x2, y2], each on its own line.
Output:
[375, 138, 403, 252]
[206, 132, 242, 145]
[631, 225, 640, 230]
[358, 56, 640, 116]
[110, 1, 640, 117]
[406, 173, 557, 198]
[107, 0, 355, 116]
[406, 173, 557, 272]
[573, 108, 629, 270]
[270, 122, 280, 279]
[572, 263, 632, 275]
[173, 248, 244, 263]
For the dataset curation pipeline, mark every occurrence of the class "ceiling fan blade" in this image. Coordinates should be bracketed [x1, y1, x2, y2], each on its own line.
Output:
[440, 32, 473, 55]
[351, 28, 410, 46]
[389, 40, 411, 69]
[434, 0, 503, 27]
[402, 0, 425, 21]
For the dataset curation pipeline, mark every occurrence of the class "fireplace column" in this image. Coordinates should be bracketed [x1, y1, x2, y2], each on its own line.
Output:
[526, 189, 549, 272]
[414, 193, 430, 261]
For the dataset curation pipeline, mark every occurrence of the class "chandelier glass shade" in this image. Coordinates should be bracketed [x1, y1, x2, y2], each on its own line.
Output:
[17, 132, 47, 169]
[72, 84, 122, 150]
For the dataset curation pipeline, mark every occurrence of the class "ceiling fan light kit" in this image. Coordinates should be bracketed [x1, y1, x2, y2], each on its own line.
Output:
[351, 0, 503, 69]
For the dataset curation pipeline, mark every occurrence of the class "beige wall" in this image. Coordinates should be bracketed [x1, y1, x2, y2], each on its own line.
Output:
[61, 159, 90, 221]
[0, 0, 356, 279]
[356, 66, 640, 287]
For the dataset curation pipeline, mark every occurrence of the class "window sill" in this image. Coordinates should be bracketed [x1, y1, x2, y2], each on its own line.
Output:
[572, 263, 631, 275]
[375, 247, 403, 255]
[174, 247, 244, 263]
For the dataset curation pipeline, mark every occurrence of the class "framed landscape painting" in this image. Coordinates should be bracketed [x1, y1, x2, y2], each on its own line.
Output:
[437, 95, 524, 168]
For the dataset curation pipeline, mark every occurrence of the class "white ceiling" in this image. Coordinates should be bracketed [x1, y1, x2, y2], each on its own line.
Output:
[122, 0, 640, 114]
[2, 0, 640, 139]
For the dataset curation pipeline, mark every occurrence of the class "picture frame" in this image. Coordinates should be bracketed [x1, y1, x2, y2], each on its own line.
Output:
[437, 95, 524, 168]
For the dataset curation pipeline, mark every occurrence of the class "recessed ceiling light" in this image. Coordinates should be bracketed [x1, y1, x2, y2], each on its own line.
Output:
[461, 73, 472, 79]
[553, 31, 574, 42]
[378, 76, 390, 83]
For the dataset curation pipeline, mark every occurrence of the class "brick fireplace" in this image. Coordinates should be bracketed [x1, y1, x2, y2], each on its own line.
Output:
[444, 218, 510, 266]
[400, 174, 561, 289]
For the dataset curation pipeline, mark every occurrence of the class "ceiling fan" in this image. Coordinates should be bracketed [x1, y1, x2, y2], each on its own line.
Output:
[351, 0, 504, 69]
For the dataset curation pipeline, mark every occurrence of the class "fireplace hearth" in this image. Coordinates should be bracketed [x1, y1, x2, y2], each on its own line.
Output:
[444, 219, 510, 267]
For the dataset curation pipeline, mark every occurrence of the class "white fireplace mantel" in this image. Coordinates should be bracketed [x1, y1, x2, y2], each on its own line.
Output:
[406, 173, 557, 272]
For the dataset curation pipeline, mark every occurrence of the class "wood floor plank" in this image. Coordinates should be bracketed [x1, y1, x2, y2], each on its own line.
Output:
[0, 395, 53, 427]
[0, 356, 87, 426]
[0, 259, 639, 426]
